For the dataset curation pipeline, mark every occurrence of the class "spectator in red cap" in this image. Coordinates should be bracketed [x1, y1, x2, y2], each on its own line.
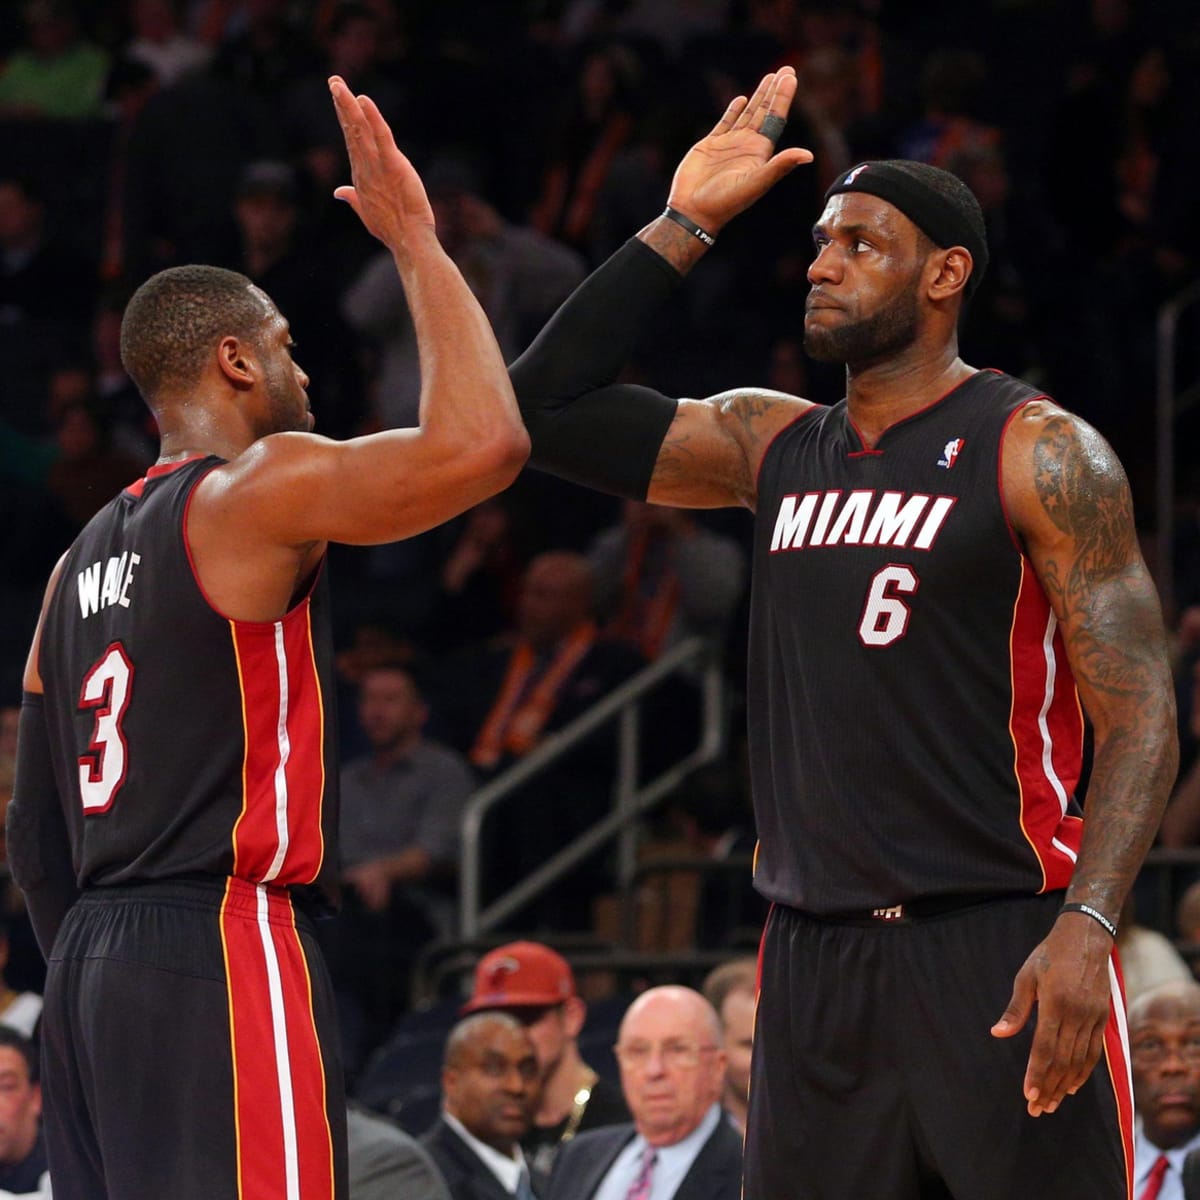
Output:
[462, 942, 630, 1192]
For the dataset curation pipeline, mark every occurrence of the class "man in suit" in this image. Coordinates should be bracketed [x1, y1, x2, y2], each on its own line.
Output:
[460, 941, 631, 1192]
[545, 986, 741, 1200]
[423, 1013, 541, 1200]
[347, 1103, 451, 1200]
[701, 958, 757, 1135]
[1130, 980, 1200, 1200]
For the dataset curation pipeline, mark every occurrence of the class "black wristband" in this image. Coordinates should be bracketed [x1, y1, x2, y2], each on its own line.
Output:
[663, 206, 717, 247]
[1059, 902, 1118, 939]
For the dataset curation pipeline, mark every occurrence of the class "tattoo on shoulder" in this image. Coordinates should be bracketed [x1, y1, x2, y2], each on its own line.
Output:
[1032, 414, 1135, 573]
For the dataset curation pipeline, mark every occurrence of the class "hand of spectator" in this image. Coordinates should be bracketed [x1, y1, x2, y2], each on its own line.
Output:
[666, 68, 813, 237]
[989, 911, 1114, 1116]
[329, 75, 435, 250]
[344, 861, 394, 912]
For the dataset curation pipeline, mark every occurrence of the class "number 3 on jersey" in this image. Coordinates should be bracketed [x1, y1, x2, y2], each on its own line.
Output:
[858, 565, 918, 647]
[78, 642, 134, 813]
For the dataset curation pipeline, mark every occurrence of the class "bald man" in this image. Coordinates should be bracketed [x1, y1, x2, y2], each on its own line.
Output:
[545, 986, 742, 1200]
[1130, 980, 1200, 1199]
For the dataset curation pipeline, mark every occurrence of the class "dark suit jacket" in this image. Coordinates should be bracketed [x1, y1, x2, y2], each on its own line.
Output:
[421, 1117, 518, 1200]
[544, 1113, 742, 1200]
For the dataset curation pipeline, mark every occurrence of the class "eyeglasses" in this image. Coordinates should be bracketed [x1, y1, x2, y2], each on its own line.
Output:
[1131, 1036, 1200, 1068]
[613, 1040, 719, 1071]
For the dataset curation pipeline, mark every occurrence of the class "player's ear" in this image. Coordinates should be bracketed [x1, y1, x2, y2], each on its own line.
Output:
[216, 335, 255, 389]
[928, 247, 972, 303]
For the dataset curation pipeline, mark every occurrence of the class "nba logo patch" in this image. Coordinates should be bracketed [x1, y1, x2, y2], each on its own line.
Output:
[843, 163, 870, 185]
[937, 438, 964, 469]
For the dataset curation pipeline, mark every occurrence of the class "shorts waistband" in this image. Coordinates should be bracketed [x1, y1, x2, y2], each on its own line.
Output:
[77, 875, 298, 918]
[804, 892, 1028, 927]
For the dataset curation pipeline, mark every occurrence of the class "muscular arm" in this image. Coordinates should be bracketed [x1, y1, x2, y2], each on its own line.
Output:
[509, 69, 812, 508]
[993, 402, 1178, 1115]
[189, 81, 529, 621]
[7, 559, 80, 956]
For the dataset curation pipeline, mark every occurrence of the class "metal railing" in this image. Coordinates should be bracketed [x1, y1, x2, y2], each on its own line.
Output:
[458, 636, 726, 939]
[1155, 280, 1200, 600]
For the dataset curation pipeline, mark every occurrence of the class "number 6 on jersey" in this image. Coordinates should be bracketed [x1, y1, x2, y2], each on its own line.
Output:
[858, 565, 918, 647]
[78, 642, 134, 813]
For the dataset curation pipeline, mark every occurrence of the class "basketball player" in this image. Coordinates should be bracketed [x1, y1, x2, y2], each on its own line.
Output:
[507, 67, 1179, 1197]
[5, 78, 527, 1200]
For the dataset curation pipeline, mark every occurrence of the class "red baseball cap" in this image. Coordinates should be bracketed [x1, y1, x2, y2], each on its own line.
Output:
[461, 942, 577, 1014]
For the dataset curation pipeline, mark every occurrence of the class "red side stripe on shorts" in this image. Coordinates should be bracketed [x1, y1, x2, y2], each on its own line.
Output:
[220, 879, 335, 1200]
[1103, 954, 1135, 1200]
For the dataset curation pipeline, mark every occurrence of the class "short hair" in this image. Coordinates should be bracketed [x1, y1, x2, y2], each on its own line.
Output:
[119, 265, 273, 404]
[444, 1012, 523, 1069]
[701, 957, 757, 1016]
[0, 1027, 37, 1083]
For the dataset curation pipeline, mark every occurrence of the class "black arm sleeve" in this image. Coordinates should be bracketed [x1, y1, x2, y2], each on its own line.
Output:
[508, 237, 683, 500]
[7, 693, 79, 957]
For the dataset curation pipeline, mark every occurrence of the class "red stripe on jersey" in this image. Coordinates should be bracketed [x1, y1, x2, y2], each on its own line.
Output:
[1102, 955, 1135, 1200]
[229, 602, 326, 884]
[220, 880, 335, 1200]
[1008, 559, 1084, 891]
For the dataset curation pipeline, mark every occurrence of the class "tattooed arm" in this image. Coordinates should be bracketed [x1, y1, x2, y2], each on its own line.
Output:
[991, 400, 1178, 1117]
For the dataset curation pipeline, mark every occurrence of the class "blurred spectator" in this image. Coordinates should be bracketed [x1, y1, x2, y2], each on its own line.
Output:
[0, 175, 96, 434]
[530, 41, 642, 255]
[1120, 893, 1193, 1007]
[667, 762, 766, 951]
[347, 1102, 452, 1200]
[124, 0, 212, 87]
[119, 69, 280, 278]
[588, 502, 745, 662]
[282, 2, 408, 198]
[1177, 880, 1200, 953]
[1129, 980, 1200, 1198]
[343, 156, 584, 430]
[230, 158, 364, 438]
[422, 1013, 541, 1200]
[0, 912, 41, 1040]
[209, 0, 320, 98]
[546, 986, 741, 1200]
[91, 287, 158, 463]
[327, 661, 475, 1044]
[438, 551, 644, 930]
[426, 499, 526, 655]
[0, 1028, 45, 1195]
[0, 1, 109, 119]
[893, 48, 1001, 168]
[700, 958, 756, 1135]
[461, 942, 631, 1193]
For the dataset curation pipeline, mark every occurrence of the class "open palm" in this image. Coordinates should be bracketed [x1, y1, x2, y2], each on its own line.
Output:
[668, 68, 813, 234]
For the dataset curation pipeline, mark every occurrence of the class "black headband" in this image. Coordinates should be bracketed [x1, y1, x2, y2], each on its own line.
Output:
[824, 160, 989, 300]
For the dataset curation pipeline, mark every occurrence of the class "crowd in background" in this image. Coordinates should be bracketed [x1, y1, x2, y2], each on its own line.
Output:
[0, 0, 1199, 1164]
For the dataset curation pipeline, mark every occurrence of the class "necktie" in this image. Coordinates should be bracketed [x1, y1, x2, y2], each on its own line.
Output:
[624, 1145, 657, 1200]
[515, 1168, 536, 1200]
[1140, 1154, 1170, 1200]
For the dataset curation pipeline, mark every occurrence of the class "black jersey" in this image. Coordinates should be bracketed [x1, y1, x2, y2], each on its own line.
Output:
[747, 370, 1084, 913]
[39, 456, 339, 890]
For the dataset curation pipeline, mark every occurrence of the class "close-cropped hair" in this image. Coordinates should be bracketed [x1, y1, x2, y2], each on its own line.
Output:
[701, 957, 757, 1015]
[119, 264, 271, 402]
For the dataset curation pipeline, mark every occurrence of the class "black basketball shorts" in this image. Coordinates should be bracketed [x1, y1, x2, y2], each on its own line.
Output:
[40, 877, 348, 1200]
[744, 893, 1132, 1200]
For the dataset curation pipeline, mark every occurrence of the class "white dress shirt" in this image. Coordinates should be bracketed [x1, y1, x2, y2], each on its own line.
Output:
[442, 1112, 530, 1195]
[593, 1104, 722, 1200]
[1133, 1125, 1200, 1200]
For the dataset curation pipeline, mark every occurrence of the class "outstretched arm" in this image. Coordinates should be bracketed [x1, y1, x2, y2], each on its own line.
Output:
[510, 69, 813, 509]
[187, 79, 530, 620]
[991, 402, 1178, 1116]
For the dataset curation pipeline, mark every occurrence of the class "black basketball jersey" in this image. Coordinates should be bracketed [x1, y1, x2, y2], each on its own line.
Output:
[39, 456, 339, 890]
[747, 370, 1084, 913]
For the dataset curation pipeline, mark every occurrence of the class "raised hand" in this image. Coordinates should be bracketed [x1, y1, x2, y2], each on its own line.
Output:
[328, 74, 434, 250]
[667, 67, 813, 236]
